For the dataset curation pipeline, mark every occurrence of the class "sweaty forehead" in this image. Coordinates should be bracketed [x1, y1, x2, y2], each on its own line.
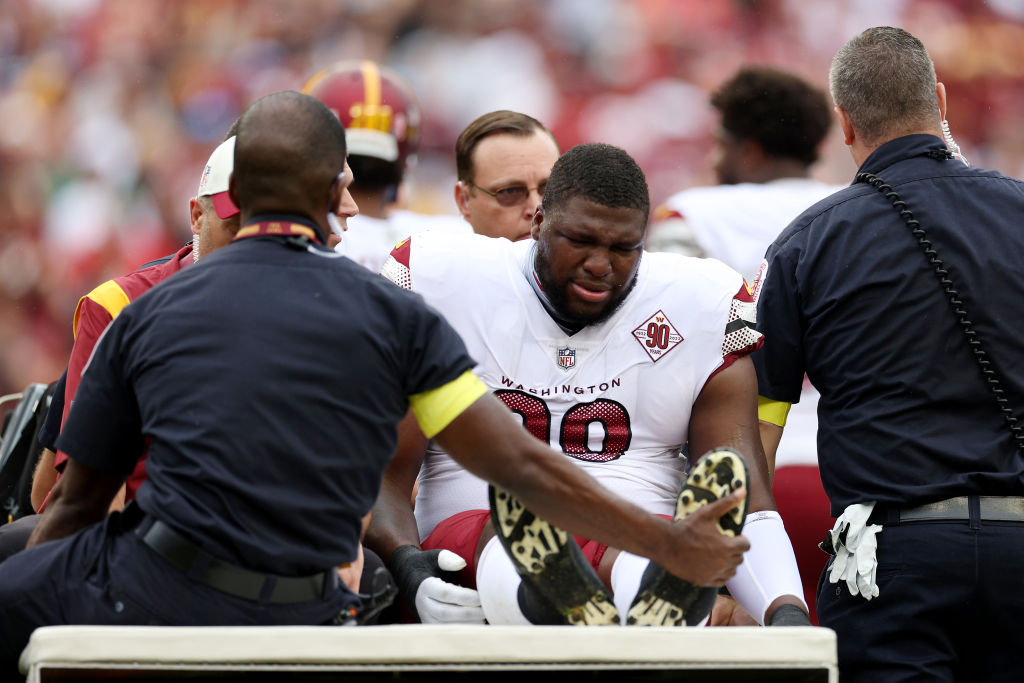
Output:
[546, 196, 646, 243]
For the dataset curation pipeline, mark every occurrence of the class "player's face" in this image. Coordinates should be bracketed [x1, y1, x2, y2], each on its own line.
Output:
[712, 126, 744, 185]
[457, 130, 560, 242]
[532, 195, 645, 327]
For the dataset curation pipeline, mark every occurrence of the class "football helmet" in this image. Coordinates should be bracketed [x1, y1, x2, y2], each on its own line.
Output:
[302, 60, 421, 169]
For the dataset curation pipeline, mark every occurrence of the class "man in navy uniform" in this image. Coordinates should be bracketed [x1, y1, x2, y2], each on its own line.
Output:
[754, 27, 1024, 682]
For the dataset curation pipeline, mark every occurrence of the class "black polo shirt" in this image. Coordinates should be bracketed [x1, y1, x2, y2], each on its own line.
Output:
[754, 135, 1024, 514]
[58, 215, 474, 575]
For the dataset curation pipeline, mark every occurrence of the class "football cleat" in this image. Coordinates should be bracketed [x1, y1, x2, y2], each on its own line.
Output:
[488, 485, 619, 625]
[627, 447, 749, 626]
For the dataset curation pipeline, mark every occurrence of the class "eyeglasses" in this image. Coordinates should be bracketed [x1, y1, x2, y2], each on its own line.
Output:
[468, 181, 546, 207]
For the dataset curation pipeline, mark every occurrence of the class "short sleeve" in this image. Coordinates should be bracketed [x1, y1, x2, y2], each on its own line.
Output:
[55, 308, 146, 477]
[408, 370, 488, 438]
[718, 281, 764, 368]
[752, 247, 807, 404]
[399, 294, 477, 399]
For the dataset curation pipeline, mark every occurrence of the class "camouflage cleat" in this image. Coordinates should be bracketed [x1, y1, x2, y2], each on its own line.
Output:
[627, 447, 749, 626]
[488, 484, 619, 626]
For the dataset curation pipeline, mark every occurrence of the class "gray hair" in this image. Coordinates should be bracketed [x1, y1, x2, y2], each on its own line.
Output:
[829, 27, 940, 146]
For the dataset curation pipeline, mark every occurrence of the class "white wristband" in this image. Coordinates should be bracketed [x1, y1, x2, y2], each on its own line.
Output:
[726, 510, 807, 625]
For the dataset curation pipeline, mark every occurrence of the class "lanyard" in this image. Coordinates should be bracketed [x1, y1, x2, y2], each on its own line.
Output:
[233, 221, 322, 245]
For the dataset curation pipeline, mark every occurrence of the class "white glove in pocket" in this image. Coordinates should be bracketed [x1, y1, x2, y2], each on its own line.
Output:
[824, 502, 882, 600]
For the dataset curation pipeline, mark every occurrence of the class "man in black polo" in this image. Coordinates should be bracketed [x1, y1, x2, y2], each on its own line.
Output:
[754, 27, 1024, 682]
[0, 91, 751, 670]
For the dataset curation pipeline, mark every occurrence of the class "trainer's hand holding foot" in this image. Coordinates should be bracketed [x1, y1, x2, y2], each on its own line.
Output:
[628, 448, 750, 626]
[388, 546, 484, 624]
[663, 489, 750, 586]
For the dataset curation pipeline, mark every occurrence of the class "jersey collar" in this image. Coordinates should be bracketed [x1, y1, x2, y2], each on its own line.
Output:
[234, 214, 326, 245]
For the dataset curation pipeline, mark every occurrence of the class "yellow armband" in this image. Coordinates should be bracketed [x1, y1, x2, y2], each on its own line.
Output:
[757, 396, 792, 428]
[409, 370, 488, 438]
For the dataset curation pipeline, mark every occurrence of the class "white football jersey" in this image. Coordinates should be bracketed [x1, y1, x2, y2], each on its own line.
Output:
[649, 179, 844, 284]
[382, 231, 762, 541]
[336, 210, 468, 273]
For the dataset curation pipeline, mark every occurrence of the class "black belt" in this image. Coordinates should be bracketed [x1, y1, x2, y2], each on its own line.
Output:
[868, 495, 1024, 525]
[132, 513, 335, 604]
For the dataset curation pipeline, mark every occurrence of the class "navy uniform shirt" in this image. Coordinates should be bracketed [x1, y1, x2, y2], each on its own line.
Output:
[57, 215, 475, 575]
[753, 135, 1024, 515]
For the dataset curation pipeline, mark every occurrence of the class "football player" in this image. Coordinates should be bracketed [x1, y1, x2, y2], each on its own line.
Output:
[368, 143, 808, 627]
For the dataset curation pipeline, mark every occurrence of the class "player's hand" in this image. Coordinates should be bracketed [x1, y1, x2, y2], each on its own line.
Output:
[708, 594, 758, 626]
[388, 545, 484, 624]
[666, 488, 750, 586]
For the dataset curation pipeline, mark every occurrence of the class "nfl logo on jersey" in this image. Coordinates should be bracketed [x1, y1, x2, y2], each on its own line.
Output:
[557, 346, 576, 370]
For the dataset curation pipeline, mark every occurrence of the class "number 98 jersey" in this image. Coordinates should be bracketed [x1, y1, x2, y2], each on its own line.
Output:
[382, 232, 762, 541]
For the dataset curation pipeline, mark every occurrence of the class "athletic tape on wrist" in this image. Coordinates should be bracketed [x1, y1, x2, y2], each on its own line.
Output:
[387, 544, 440, 621]
[725, 510, 807, 625]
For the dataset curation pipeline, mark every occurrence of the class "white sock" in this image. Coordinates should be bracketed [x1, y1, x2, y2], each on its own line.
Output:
[610, 551, 649, 626]
[475, 536, 531, 625]
[609, 550, 711, 627]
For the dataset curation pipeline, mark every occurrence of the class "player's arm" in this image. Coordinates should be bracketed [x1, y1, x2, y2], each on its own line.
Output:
[433, 388, 749, 588]
[365, 409, 427, 562]
[368, 400, 483, 624]
[757, 396, 790, 476]
[30, 449, 56, 513]
[689, 355, 773, 510]
[373, 235, 432, 558]
[375, 235, 488, 623]
[690, 356, 808, 626]
[27, 459, 123, 548]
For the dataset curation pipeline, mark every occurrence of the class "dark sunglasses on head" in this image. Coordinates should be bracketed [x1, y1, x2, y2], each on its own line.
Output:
[469, 181, 546, 207]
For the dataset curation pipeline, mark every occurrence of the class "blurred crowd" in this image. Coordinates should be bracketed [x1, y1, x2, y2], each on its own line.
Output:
[2, 0, 1024, 398]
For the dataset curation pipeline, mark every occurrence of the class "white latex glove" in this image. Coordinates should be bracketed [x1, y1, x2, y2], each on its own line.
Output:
[415, 551, 484, 624]
[391, 546, 485, 624]
[824, 502, 882, 600]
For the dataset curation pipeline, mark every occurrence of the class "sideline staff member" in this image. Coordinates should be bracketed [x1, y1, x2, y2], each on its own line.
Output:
[754, 27, 1024, 682]
[0, 91, 749, 670]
